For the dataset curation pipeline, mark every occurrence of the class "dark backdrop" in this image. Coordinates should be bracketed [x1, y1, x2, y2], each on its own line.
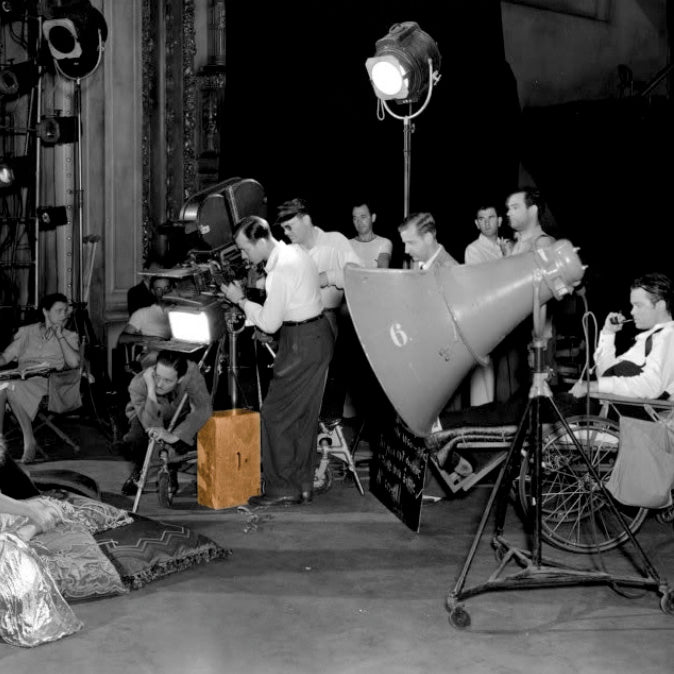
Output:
[221, 0, 519, 263]
[221, 1, 673, 319]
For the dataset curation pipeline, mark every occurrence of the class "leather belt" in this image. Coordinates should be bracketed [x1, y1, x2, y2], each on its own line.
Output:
[283, 313, 323, 327]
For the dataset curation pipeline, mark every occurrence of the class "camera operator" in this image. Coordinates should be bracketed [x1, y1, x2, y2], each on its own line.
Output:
[220, 215, 334, 507]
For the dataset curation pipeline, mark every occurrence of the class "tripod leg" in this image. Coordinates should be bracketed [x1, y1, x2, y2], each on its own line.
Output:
[451, 399, 531, 598]
[493, 398, 532, 536]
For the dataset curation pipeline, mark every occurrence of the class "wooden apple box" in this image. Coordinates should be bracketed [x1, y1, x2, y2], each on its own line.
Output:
[197, 409, 261, 509]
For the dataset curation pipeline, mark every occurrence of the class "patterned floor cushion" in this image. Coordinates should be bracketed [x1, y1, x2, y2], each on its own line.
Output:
[31, 523, 128, 601]
[94, 514, 231, 590]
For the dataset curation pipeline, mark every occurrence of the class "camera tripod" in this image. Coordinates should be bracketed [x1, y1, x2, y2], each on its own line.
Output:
[445, 302, 674, 629]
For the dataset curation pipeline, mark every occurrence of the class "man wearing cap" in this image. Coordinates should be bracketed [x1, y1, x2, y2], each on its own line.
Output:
[221, 215, 334, 506]
[275, 197, 361, 421]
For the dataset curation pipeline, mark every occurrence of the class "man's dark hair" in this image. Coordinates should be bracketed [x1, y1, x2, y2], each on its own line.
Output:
[235, 215, 271, 242]
[352, 198, 377, 214]
[399, 212, 436, 237]
[516, 186, 547, 219]
[39, 292, 68, 315]
[632, 272, 673, 314]
[275, 197, 310, 225]
[475, 201, 500, 216]
[156, 350, 188, 378]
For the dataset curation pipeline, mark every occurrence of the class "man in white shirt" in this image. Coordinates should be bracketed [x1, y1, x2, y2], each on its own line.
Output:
[123, 276, 173, 339]
[398, 212, 459, 269]
[221, 215, 334, 506]
[349, 200, 392, 269]
[571, 273, 674, 399]
[464, 203, 511, 406]
[464, 203, 511, 265]
[275, 198, 361, 422]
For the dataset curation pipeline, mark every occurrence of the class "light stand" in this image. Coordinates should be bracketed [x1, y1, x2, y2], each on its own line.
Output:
[445, 285, 673, 629]
[40, 7, 116, 438]
[365, 21, 441, 221]
[378, 65, 437, 220]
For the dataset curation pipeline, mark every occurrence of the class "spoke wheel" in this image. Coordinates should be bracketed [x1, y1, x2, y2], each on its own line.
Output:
[519, 415, 648, 553]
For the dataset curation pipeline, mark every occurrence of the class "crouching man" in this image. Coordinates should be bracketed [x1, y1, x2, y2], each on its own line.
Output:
[119, 350, 212, 495]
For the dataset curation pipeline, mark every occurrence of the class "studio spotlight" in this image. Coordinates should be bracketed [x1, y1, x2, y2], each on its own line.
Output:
[365, 21, 441, 103]
[37, 114, 78, 144]
[0, 60, 38, 99]
[0, 155, 33, 189]
[42, 0, 108, 80]
[37, 205, 69, 230]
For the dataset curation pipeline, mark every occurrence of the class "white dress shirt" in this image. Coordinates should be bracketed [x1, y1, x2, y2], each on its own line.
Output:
[464, 234, 507, 265]
[240, 241, 322, 334]
[594, 320, 674, 398]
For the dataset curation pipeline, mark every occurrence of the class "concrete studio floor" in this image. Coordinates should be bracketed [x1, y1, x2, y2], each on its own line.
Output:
[2, 415, 674, 674]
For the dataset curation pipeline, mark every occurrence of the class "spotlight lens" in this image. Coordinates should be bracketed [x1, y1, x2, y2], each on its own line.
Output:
[48, 25, 76, 54]
[0, 166, 13, 186]
[371, 61, 405, 96]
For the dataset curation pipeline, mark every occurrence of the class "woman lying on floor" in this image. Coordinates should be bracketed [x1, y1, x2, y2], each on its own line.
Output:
[0, 293, 80, 463]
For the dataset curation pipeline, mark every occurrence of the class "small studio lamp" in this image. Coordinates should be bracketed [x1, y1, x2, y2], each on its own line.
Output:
[167, 300, 226, 345]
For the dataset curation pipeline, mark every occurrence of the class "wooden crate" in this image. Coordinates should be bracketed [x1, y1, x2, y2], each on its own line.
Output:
[197, 409, 260, 509]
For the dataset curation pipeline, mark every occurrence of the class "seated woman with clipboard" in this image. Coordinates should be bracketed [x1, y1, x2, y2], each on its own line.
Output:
[0, 293, 80, 463]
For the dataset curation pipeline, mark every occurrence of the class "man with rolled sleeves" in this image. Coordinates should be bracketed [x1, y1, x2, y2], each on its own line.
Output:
[221, 215, 334, 506]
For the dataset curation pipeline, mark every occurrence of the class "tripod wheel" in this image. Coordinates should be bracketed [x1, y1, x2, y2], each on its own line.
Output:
[660, 590, 674, 615]
[448, 606, 471, 630]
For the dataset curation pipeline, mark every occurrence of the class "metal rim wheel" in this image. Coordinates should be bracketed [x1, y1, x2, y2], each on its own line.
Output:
[157, 470, 174, 507]
[448, 606, 471, 629]
[660, 589, 674, 615]
[518, 415, 648, 553]
[314, 463, 333, 494]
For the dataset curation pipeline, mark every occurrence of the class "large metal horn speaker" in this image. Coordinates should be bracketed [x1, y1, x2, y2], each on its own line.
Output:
[344, 240, 585, 437]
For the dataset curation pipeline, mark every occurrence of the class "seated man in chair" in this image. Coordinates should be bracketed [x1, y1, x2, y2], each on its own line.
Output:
[118, 350, 212, 496]
[0, 293, 80, 463]
[571, 272, 674, 400]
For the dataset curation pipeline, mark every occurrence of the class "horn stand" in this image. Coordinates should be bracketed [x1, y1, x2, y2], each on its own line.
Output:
[445, 284, 673, 629]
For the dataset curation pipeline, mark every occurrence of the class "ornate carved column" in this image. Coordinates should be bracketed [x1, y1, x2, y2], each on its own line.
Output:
[195, 0, 226, 191]
[142, 0, 197, 256]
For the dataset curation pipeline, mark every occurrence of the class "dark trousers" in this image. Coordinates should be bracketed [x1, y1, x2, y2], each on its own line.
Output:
[123, 417, 192, 471]
[260, 315, 334, 497]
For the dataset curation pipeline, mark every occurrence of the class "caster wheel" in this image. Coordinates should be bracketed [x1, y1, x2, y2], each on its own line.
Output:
[314, 464, 333, 494]
[157, 471, 174, 508]
[448, 606, 471, 630]
[660, 590, 674, 615]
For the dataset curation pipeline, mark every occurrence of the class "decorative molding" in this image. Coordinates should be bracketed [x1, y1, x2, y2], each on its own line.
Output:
[141, 0, 155, 259]
[183, 0, 198, 204]
[503, 0, 612, 21]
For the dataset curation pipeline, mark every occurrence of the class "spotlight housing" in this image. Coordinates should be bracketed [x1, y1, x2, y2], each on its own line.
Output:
[42, 0, 108, 80]
[37, 205, 69, 230]
[167, 299, 226, 345]
[0, 60, 38, 99]
[365, 21, 441, 103]
[37, 114, 78, 144]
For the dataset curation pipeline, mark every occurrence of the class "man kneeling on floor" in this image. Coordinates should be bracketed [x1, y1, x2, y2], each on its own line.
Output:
[118, 350, 212, 495]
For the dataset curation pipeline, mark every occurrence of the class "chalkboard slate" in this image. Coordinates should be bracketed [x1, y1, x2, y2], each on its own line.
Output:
[370, 415, 428, 532]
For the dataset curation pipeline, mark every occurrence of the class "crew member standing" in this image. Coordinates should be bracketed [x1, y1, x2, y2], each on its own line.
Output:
[221, 215, 334, 506]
